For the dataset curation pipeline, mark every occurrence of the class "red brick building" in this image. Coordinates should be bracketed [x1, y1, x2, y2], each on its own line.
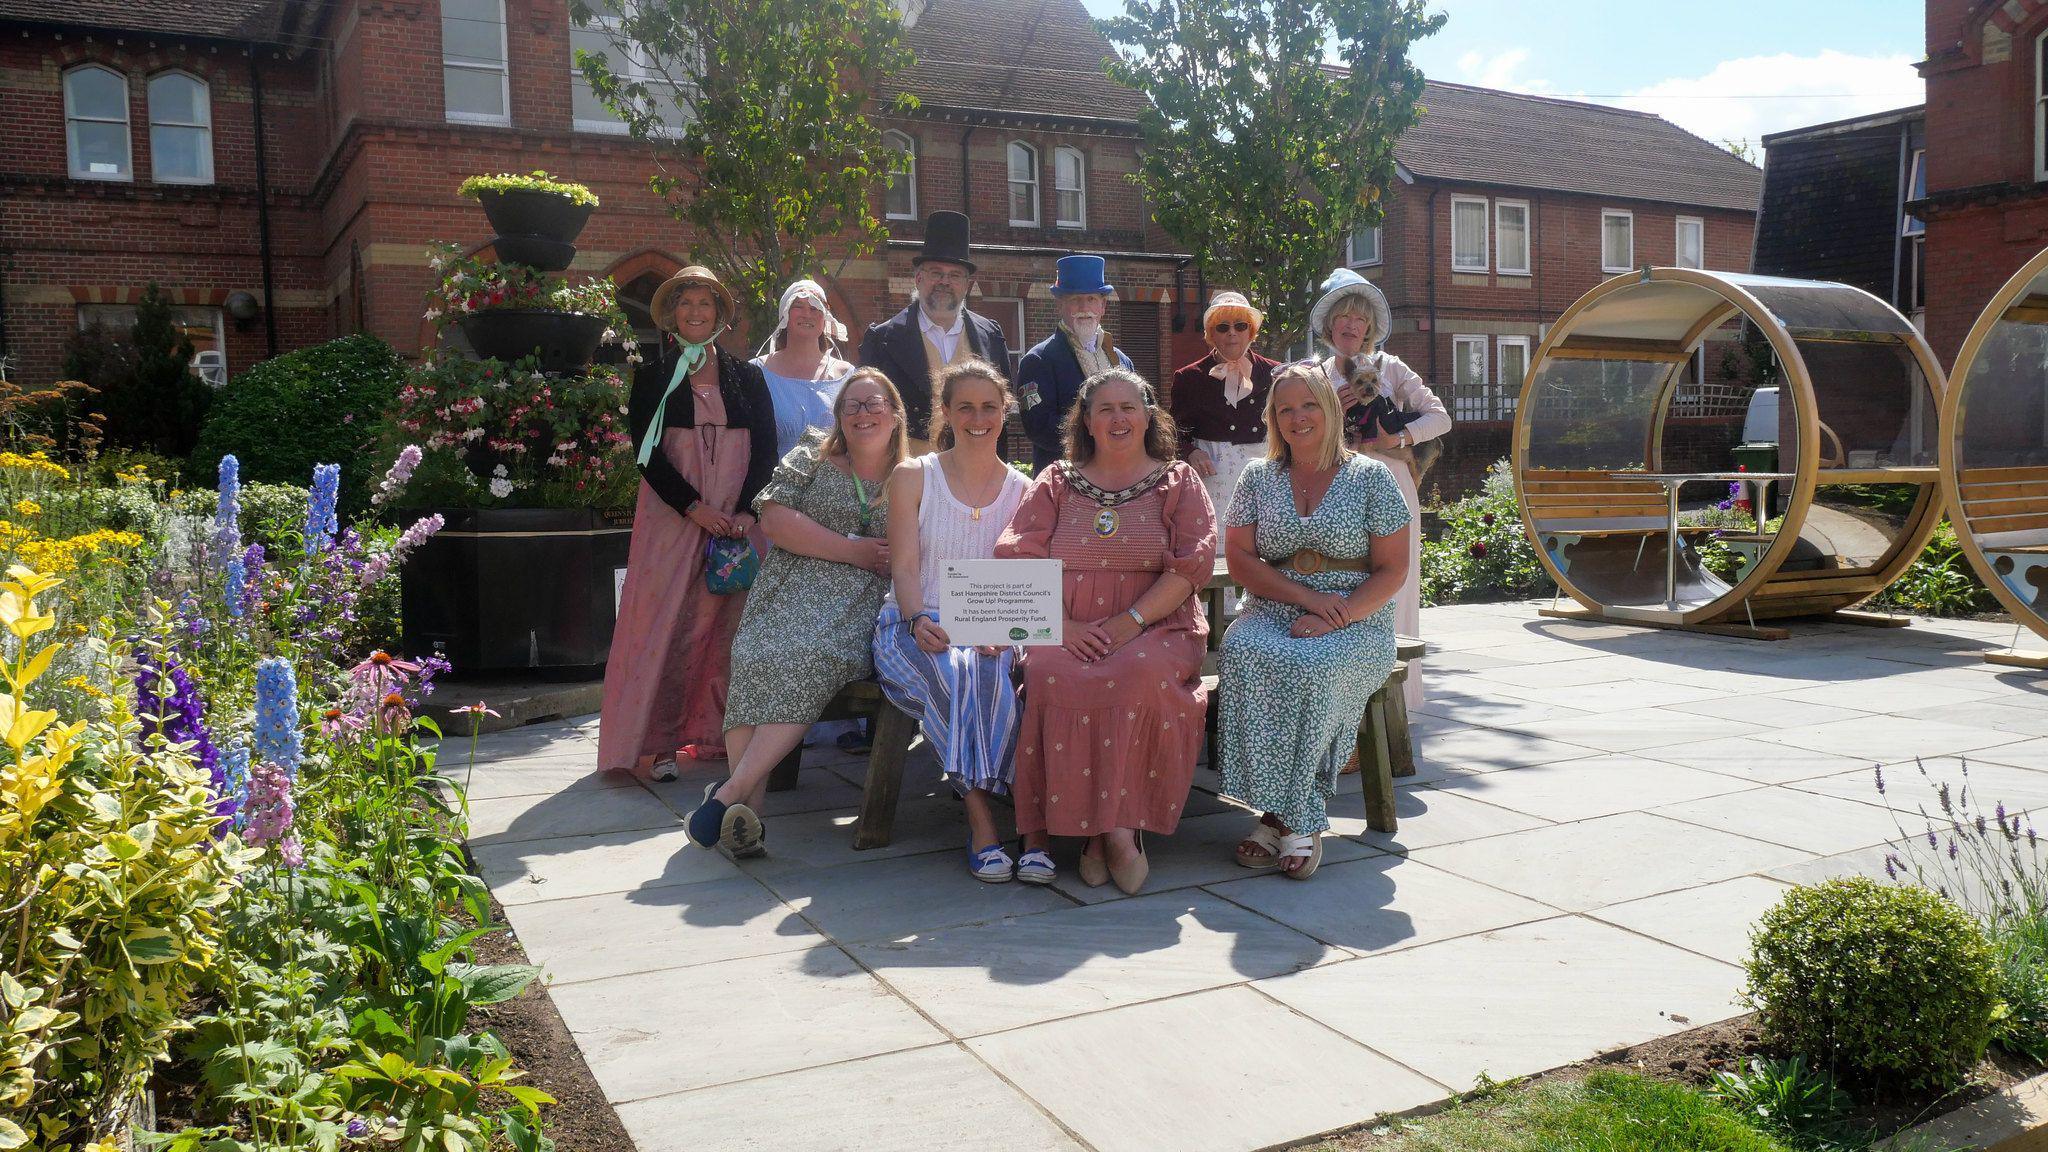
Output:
[1915, 0, 2048, 362]
[1361, 82, 1763, 495]
[0, 0, 1761, 496]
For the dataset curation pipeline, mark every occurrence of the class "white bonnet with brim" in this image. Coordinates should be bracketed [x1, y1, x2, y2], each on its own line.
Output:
[1308, 267, 1392, 353]
[763, 278, 849, 352]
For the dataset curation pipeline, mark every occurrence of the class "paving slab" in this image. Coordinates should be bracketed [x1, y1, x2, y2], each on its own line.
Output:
[1977, 736, 2048, 770]
[467, 785, 680, 845]
[1429, 753, 1757, 823]
[1043, 809, 1378, 905]
[1764, 714, 2027, 765]
[1412, 724, 1602, 776]
[846, 891, 1337, 1037]
[472, 826, 739, 906]
[1642, 735, 1873, 785]
[755, 848, 1076, 943]
[1258, 915, 1745, 1092]
[548, 945, 946, 1103]
[508, 877, 820, 986]
[1653, 786, 1909, 856]
[1354, 786, 1553, 854]
[1501, 707, 1762, 754]
[1589, 875, 1793, 965]
[452, 759, 635, 802]
[969, 986, 1446, 1152]
[613, 1044, 1083, 1152]
[1205, 854, 1554, 958]
[1411, 811, 1811, 913]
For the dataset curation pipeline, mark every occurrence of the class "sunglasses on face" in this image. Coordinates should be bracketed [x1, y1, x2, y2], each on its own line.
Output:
[1211, 321, 1250, 334]
[841, 397, 892, 415]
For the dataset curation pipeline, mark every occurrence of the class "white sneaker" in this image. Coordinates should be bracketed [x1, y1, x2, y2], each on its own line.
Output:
[649, 757, 679, 782]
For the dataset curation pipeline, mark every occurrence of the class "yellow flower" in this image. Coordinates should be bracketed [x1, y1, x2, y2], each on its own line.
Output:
[12, 499, 38, 517]
[0, 451, 67, 480]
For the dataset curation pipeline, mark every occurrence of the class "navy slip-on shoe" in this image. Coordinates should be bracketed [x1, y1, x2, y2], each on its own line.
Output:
[686, 780, 728, 848]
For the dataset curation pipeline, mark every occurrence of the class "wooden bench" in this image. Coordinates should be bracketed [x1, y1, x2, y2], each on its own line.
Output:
[1523, 470, 1721, 538]
[764, 680, 917, 850]
[1958, 465, 2048, 603]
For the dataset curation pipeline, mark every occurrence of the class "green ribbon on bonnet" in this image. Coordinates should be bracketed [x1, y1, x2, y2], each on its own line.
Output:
[637, 334, 718, 467]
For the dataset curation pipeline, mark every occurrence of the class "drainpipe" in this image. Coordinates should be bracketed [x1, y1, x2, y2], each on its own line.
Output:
[249, 46, 280, 357]
[958, 123, 978, 214]
[0, 250, 12, 369]
[1426, 184, 1440, 383]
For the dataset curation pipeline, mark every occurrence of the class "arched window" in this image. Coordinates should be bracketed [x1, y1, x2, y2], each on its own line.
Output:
[1054, 146, 1085, 229]
[148, 72, 213, 184]
[883, 130, 917, 220]
[64, 65, 131, 181]
[1007, 141, 1039, 227]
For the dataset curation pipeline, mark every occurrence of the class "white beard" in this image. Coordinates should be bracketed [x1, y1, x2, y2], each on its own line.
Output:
[1067, 317, 1101, 347]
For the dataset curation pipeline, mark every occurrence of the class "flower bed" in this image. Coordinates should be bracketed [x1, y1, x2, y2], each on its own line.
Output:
[0, 448, 564, 1151]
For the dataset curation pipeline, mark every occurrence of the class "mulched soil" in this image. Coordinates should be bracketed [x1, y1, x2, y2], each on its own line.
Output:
[1320, 1013, 2040, 1149]
[472, 894, 635, 1152]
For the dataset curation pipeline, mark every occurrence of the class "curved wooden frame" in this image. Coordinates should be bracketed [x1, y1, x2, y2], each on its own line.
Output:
[1514, 268, 1947, 627]
[1940, 244, 2048, 647]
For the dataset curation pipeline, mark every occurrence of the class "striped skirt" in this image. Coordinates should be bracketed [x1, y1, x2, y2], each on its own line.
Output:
[872, 602, 1021, 795]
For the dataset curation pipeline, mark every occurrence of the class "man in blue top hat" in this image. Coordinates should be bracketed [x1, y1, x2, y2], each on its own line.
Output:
[858, 210, 1012, 453]
[1016, 254, 1133, 474]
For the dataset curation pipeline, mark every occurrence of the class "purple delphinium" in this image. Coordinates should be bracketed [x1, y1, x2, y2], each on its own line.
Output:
[220, 743, 251, 830]
[225, 556, 246, 618]
[241, 758, 301, 868]
[134, 652, 232, 826]
[240, 543, 267, 616]
[371, 445, 423, 508]
[305, 463, 340, 554]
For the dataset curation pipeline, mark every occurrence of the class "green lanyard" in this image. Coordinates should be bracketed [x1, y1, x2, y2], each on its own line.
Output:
[851, 472, 876, 536]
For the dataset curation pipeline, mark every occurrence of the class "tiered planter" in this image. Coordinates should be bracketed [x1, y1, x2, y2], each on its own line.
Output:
[401, 188, 633, 675]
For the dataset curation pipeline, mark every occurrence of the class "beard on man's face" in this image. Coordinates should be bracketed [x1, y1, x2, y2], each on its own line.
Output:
[920, 285, 961, 314]
[1067, 314, 1102, 340]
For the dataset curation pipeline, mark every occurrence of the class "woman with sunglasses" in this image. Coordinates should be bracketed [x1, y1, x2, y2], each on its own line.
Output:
[1169, 291, 1281, 517]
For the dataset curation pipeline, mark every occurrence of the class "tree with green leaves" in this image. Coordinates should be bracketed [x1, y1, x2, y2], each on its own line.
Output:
[1103, 0, 1442, 351]
[571, 0, 915, 337]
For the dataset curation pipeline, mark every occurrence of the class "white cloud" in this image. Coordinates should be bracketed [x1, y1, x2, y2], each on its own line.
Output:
[1599, 51, 1924, 157]
[1455, 46, 1550, 92]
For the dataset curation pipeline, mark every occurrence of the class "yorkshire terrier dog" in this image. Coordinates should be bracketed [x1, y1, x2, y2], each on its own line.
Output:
[1338, 353, 1422, 444]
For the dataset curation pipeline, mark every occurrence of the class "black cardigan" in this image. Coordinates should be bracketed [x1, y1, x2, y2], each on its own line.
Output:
[628, 343, 777, 519]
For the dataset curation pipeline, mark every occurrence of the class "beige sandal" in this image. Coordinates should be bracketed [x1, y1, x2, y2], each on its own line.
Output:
[1278, 832, 1323, 880]
[1234, 821, 1285, 869]
[1110, 832, 1149, 895]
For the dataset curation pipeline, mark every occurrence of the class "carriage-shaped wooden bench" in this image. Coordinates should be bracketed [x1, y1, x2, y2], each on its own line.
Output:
[1514, 268, 1948, 636]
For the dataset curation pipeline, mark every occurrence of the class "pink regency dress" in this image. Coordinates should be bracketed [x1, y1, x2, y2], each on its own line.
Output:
[995, 460, 1218, 838]
[597, 384, 758, 775]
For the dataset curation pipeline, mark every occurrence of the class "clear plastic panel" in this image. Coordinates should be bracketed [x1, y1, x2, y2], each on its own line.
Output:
[1956, 268, 2048, 617]
[1524, 358, 1666, 472]
[1559, 279, 1727, 343]
[1729, 275, 1919, 340]
[1799, 338, 1937, 466]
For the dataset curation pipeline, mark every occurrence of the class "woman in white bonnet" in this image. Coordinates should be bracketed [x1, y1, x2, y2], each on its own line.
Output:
[1311, 267, 1450, 712]
[754, 279, 857, 458]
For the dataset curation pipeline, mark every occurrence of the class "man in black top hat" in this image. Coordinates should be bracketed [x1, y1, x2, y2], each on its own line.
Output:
[858, 210, 1012, 453]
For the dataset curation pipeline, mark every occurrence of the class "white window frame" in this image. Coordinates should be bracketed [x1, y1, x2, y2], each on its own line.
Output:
[1495, 198, 1530, 276]
[1007, 141, 1040, 227]
[2038, 30, 2048, 182]
[1452, 334, 1488, 420]
[883, 130, 918, 220]
[1450, 195, 1489, 272]
[1347, 224, 1382, 267]
[1675, 215, 1704, 269]
[1902, 149, 1926, 238]
[1496, 336, 1531, 416]
[1600, 208, 1636, 273]
[443, 0, 511, 126]
[64, 65, 132, 182]
[570, 5, 695, 137]
[147, 71, 214, 186]
[1053, 146, 1086, 229]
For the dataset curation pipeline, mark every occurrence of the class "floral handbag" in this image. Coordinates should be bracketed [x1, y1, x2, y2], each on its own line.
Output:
[703, 535, 759, 595]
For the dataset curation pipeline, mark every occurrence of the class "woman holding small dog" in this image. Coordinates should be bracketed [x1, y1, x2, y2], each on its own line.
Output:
[1311, 268, 1449, 709]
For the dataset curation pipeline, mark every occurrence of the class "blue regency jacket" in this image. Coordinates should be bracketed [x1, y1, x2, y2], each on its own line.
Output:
[1015, 329, 1132, 474]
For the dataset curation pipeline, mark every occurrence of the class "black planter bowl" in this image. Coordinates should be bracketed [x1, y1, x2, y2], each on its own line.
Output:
[476, 188, 595, 245]
[490, 233, 578, 272]
[458, 309, 607, 375]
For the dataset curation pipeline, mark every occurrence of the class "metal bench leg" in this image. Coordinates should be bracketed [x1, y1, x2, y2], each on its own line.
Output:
[767, 743, 803, 792]
[1360, 692, 1399, 834]
[851, 699, 917, 850]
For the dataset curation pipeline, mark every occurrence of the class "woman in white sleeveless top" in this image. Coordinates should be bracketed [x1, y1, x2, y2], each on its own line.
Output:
[873, 359, 1035, 883]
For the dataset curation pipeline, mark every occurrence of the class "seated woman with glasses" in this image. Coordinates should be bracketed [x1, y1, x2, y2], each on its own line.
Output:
[1215, 362, 1411, 879]
[1169, 291, 1280, 517]
[686, 368, 907, 857]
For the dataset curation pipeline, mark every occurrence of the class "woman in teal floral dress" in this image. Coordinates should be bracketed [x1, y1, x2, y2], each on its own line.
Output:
[1216, 362, 1412, 879]
[686, 368, 906, 857]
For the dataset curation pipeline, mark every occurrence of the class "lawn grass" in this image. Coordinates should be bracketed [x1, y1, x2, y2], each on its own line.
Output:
[1326, 1070, 1798, 1152]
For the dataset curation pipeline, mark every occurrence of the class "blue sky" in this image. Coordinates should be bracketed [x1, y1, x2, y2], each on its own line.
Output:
[1076, 0, 1928, 154]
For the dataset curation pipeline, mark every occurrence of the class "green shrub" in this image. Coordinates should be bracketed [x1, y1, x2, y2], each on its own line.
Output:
[1707, 1056, 1861, 1149]
[1745, 878, 1998, 1093]
[1420, 458, 1552, 605]
[192, 335, 407, 512]
[61, 284, 213, 462]
[1868, 520, 1998, 618]
[173, 481, 310, 557]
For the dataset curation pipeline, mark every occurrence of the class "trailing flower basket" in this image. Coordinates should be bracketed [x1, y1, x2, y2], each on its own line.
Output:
[475, 188, 595, 246]
[399, 505, 634, 676]
[457, 309, 607, 375]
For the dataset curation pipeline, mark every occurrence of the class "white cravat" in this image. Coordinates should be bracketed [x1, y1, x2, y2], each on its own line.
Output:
[919, 308, 965, 361]
[1210, 356, 1253, 407]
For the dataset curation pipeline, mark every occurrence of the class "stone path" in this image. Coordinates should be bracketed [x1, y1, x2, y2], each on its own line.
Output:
[451, 603, 2048, 1152]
